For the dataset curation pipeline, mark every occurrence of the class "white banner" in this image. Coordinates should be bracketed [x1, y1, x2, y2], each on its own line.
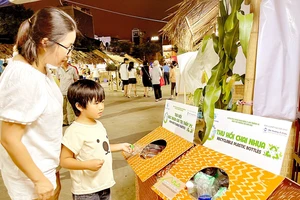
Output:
[253, 0, 300, 121]
[204, 109, 292, 175]
[162, 100, 198, 143]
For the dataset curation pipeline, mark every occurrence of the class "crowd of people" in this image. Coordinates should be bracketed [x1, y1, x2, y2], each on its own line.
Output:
[0, 6, 179, 200]
[120, 58, 178, 102]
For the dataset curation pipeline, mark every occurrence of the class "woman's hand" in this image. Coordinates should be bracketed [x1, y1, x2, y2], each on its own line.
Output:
[34, 176, 54, 200]
[84, 159, 104, 171]
[1, 122, 55, 200]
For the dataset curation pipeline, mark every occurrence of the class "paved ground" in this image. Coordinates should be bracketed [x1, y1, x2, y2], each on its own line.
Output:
[0, 82, 172, 200]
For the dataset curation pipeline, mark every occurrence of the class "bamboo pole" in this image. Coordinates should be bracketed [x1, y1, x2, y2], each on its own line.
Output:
[245, 0, 251, 5]
[116, 70, 119, 91]
[280, 121, 296, 178]
[242, 0, 261, 114]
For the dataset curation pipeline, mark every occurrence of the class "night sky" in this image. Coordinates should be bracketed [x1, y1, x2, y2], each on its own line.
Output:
[25, 0, 183, 40]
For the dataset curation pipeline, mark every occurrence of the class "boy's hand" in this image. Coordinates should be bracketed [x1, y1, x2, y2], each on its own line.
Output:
[121, 143, 134, 154]
[85, 159, 104, 171]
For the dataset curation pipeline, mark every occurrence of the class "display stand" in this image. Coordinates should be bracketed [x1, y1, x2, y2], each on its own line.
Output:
[125, 102, 299, 199]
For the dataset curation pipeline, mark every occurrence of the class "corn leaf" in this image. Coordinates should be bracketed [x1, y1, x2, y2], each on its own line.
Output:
[237, 12, 253, 58]
[201, 35, 211, 52]
[224, 23, 239, 59]
[193, 88, 203, 107]
[222, 74, 239, 104]
[202, 59, 224, 144]
[211, 34, 219, 54]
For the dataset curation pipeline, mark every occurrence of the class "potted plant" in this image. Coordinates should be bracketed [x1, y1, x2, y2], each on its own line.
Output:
[195, 0, 253, 144]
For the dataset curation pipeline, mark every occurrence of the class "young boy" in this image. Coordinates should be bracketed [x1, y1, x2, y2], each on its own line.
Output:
[60, 79, 133, 200]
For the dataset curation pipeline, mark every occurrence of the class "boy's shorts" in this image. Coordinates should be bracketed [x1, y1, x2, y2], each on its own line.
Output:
[73, 188, 110, 200]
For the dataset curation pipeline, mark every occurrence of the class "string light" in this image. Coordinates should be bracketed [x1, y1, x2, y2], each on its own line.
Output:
[63, 0, 168, 23]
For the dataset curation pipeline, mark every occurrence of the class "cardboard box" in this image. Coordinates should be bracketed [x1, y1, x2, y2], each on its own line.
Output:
[126, 126, 193, 182]
[125, 112, 299, 199]
[125, 126, 194, 199]
[152, 145, 300, 199]
[267, 178, 300, 199]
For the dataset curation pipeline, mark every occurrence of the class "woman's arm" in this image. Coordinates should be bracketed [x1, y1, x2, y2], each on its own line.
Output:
[1, 121, 54, 198]
[60, 145, 104, 171]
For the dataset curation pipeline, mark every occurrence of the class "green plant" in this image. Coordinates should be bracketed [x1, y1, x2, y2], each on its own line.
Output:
[196, 0, 253, 144]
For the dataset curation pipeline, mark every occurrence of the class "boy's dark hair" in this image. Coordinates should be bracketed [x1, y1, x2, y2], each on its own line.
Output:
[124, 58, 129, 62]
[67, 79, 105, 116]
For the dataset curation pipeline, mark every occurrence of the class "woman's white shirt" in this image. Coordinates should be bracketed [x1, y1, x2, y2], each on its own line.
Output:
[128, 68, 136, 79]
[0, 60, 63, 198]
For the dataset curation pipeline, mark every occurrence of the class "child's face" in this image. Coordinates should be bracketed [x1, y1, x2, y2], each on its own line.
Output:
[83, 98, 105, 119]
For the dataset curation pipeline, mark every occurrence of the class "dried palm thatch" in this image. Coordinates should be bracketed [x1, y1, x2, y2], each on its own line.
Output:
[68, 50, 106, 64]
[0, 43, 106, 64]
[92, 49, 117, 64]
[162, 0, 219, 51]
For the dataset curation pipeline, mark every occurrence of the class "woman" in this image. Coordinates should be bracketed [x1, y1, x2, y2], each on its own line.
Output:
[0, 7, 77, 200]
[150, 60, 163, 102]
[141, 61, 152, 97]
[169, 64, 177, 99]
[127, 61, 138, 97]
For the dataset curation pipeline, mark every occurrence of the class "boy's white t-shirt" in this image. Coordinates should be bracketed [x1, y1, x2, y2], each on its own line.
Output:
[62, 120, 115, 195]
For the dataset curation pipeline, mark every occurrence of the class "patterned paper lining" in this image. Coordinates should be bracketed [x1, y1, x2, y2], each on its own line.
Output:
[152, 145, 284, 200]
[127, 126, 194, 182]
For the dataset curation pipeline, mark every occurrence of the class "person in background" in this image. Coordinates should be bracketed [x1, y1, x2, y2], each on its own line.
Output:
[57, 57, 79, 126]
[67, 58, 78, 75]
[169, 64, 177, 100]
[150, 60, 163, 102]
[0, 60, 3, 76]
[119, 58, 129, 97]
[127, 61, 138, 98]
[0, 62, 6, 76]
[0, 7, 77, 200]
[60, 79, 133, 200]
[141, 61, 152, 97]
[162, 62, 170, 85]
[92, 64, 100, 83]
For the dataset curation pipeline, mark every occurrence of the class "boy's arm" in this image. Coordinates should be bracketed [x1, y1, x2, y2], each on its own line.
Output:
[110, 143, 133, 153]
[60, 145, 104, 171]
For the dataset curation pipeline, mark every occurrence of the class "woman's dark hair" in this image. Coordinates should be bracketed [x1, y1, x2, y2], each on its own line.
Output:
[67, 79, 105, 116]
[128, 61, 134, 71]
[143, 60, 148, 66]
[16, 7, 77, 64]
